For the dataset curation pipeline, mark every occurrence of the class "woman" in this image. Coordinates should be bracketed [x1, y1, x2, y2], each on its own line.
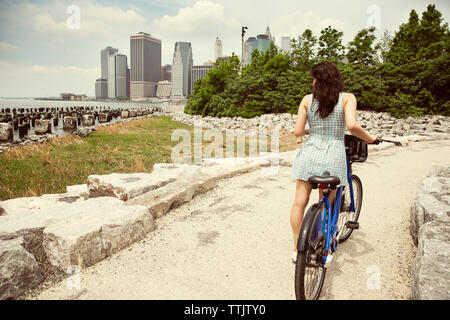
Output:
[290, 61, 377, 263]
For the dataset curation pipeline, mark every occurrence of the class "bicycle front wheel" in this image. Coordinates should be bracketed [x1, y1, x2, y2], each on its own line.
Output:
[337, 174, 363, 243]
[295, 203, 327, 300]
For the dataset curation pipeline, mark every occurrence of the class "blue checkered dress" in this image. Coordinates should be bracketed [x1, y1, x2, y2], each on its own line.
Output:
[291, 92, 348, 186]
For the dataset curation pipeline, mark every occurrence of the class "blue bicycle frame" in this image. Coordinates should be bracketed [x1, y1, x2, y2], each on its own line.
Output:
[316, 155, 355, 264]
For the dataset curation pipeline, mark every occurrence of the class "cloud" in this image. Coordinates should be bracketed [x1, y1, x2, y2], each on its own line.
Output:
[31, 2, 147, 43]
[154, 0, 240, 36]
[0, 61, 99, 97]
[270, 10, 347, 40]
[151, 0, 242, 65]
[0, 41, 18, 52]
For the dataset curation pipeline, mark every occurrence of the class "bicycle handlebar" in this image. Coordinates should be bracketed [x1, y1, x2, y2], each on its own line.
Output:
[371, 137, 402, 146]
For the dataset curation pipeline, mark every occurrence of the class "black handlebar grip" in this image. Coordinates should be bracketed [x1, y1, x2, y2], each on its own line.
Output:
[372, 138, 381, 145]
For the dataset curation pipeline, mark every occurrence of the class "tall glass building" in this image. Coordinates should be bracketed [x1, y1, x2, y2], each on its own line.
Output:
[171, 42, 193, 98]
[190, 65, 213, 95]
[243, 37, 256, 66]
[114, 54, 128, 98]
[243, 33, 274, 66]
[255, 34, 272, 53]
[161, 65, 171, 81]
[100, 46, 118, 98]
[95, 78, 108, 99]
[98, 46, 127, 99]
[130, 32, 161, 99]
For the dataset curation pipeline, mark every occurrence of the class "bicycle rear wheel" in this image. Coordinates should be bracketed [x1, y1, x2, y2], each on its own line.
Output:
[295, 203, 327, 300]
[337, 174, 363, 243]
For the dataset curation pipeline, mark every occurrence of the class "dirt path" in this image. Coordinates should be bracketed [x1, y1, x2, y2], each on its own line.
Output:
[34, 140, 450, 300]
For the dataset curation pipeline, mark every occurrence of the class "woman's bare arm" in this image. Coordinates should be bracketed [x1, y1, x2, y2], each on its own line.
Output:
[343, 93, 377, 144]
[293, 95, 310, 137]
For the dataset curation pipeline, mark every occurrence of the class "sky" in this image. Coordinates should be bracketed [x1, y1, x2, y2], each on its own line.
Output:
[0, 0, 449, 97]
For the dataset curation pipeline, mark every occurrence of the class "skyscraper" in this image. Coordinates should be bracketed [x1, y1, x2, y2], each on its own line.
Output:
[105, 50, 127, 98]
[214, 37, 223, 61]
[265, 26, 275, 42]
[171, 42, 193, 98]
[126, 67, 130, 98]
[101, 47, 118, 79]
[190, 65, 213, 95]
[107, 52, 116, 98]
[243, 30, 274, 66]
[281, 36, 291, 53]
[95, 78, 107, 99]
[101, 46, 118, 97]
[115, 54, 127, 98]
[156, 81, 172, 98]
[161, 65, 172, 81]
[243, 37, 256, 66]
[130, 32, 161, 99]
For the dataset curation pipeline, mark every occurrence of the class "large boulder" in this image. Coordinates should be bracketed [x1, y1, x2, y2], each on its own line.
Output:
[0, 237, 44, 300]
[125, 159, 283, 219]
[66, 184, 89, 199]
[412, 219, 450, 300]
[42, 197, 154, 271]
[0, 193, 85, 232]
[126, 176, 216, 219]
[428, 165, 450, 178]
[410, 164, 450, 300]
[87, 165, 201, 201]
[410, 166, 450, 245]
[0, 193, 157, 278]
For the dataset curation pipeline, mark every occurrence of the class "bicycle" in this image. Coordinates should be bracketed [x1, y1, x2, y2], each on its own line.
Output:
[294, 135, 389, 300]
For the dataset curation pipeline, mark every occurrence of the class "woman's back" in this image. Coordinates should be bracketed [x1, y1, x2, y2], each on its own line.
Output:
[307, 92, 346, 142]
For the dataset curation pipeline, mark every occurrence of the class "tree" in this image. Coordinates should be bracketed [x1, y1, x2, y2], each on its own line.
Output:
[291, 29, 318, 71]
[346, 27, 377, 65]
[317, 26, 345, 61]
[374, 30, 393, 64]
[416, 4, 449, 60]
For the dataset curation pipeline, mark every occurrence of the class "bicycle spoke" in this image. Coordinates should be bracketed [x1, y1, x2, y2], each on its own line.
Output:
[303, 245, 324, 299]
[338, 178, 361, 240]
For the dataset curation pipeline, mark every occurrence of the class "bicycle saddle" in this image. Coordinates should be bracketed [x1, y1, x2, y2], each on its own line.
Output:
[308, 171, 340, 189]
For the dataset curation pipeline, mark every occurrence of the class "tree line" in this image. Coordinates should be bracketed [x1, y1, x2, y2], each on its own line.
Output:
[185, 4, 449, 119]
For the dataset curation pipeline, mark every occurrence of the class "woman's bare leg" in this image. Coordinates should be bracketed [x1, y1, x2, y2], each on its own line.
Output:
[290, 180, 312, 252]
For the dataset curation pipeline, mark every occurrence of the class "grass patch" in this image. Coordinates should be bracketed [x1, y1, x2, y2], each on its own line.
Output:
[0, 116, 300, 200]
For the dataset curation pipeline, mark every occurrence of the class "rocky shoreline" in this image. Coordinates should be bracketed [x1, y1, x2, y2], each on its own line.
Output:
[1, 110, 449, 155]
[0, 109, 164, 154]
[170, 111, 450, 137]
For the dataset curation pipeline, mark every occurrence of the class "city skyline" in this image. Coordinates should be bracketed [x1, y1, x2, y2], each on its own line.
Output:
[0, 0, 448, 97]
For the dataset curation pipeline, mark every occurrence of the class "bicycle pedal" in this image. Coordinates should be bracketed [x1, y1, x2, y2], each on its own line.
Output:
[345, 221, 359, 229]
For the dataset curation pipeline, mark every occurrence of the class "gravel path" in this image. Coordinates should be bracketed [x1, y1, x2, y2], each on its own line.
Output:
[33, 140, 450, 300]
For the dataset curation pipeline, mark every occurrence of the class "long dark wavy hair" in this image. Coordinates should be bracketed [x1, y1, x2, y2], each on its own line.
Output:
[310, 62, 345, 119]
